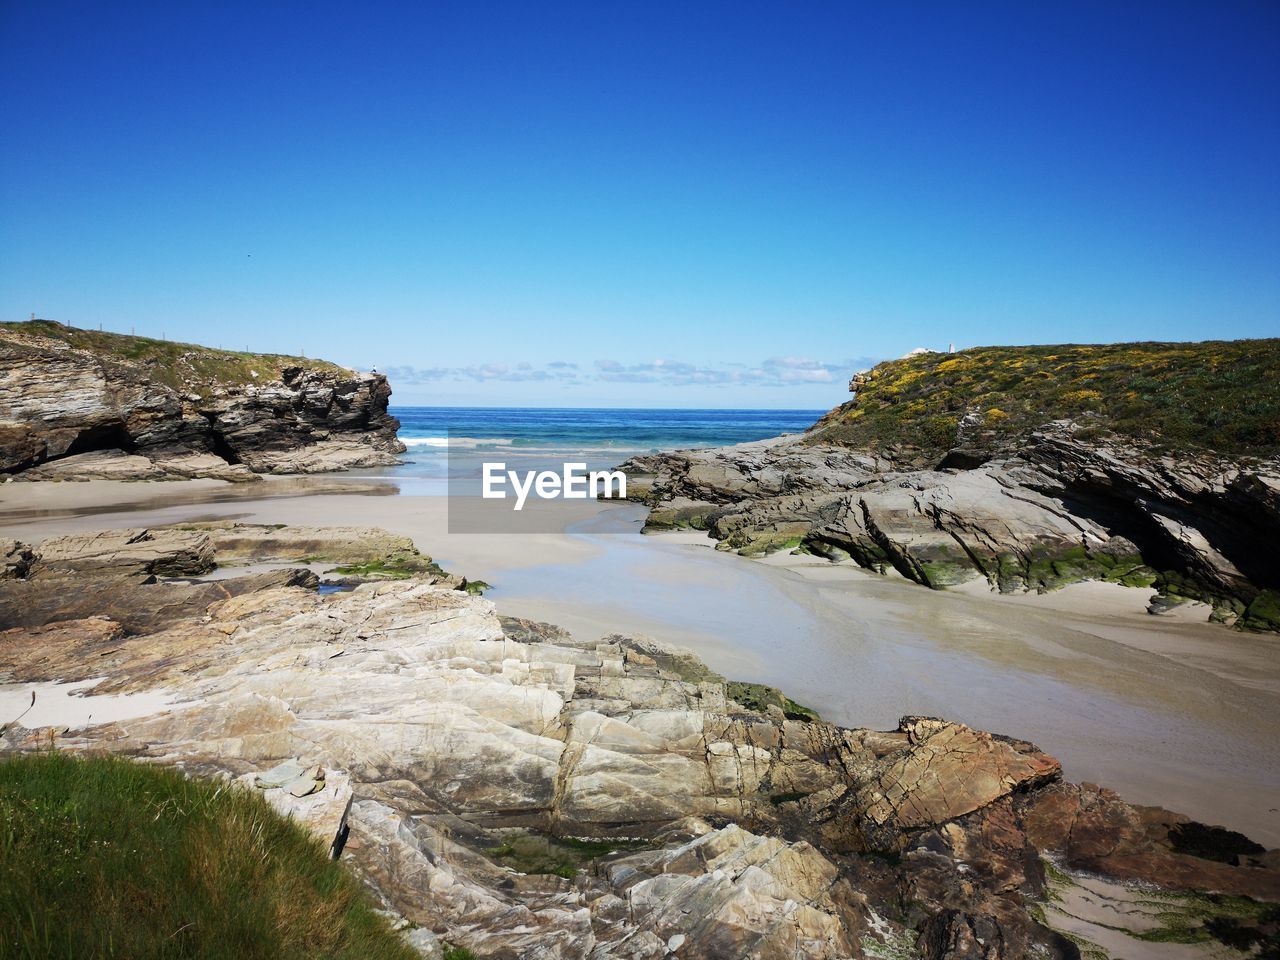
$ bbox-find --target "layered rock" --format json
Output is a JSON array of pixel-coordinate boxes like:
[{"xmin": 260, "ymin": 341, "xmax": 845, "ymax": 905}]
[
  {"xmin": 0, "ymin": 319, "xmax": 404, "ymax": 479},
  {"xmin": 1, "ymin": 523, "xmax": 1276, "ymax": 957},
  {"xmin": 624, "ymin": 341, "xmax": 1280, "ymax": 630},
  {"xmin": 0, "ymin": 522, "xmax": 466, "ymax": 636},
  {"xmin": 624, "ymin": 425, "xmax": 1280, "ymax": 631}
]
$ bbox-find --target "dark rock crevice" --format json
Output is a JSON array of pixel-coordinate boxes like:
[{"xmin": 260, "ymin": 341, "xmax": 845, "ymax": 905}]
[
  {"xmin": 197, "ymin": 412, "xmax": 243, "ymax": 465},
  {"xmin": 61, "ymin": 422, "xmax": 137, "ymax": 458}
]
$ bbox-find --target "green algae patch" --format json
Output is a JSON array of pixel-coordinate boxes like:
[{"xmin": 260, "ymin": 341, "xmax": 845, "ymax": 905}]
[
  {"xmin": 912, "ymin": 556, "xmax": 976, "ymax": 589},
  {"xmin": 977, "ymin": 547, "xmax": 1157, "ymax": 595},
  {"xmin": 1039, "ymin": 853, "xmax": 1280, "ymax": 958},
  {"xmin": 1130, "ymin": 891, "xmax": 1280, "ymax": 949},
  {"xmin": 644, "ymin": 508, "xmax": 714, "ymax": 532},
  {"xmin": 861, "ymin": 910, "xmax": 918, "ymax": 960},
  {"xmin": 484, "ymin": 830, "xmax": 651, "ymax": 879},
  {"xmin": 330, "ymin": 556, "xmax": 447, "ymax": 580},
  {"xmin": 725, "ymin": 681, "xmax": 820, "ymax": 721},
  {"xmin": 1242, "ymin": 590, "xmax": 1280, "ymax": 632},
  {"xmin": 724, "ymin": 531, "xmax": 809, "ymax": 557},
  {"xmin": 0, "ymin": 751, "xmax": 415, "ymax": 960}
]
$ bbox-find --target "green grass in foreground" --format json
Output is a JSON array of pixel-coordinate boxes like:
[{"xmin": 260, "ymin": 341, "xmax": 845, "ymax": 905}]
[{"xmin": 0, "ymin": 751, "xmax": 416, "ymax": 960}]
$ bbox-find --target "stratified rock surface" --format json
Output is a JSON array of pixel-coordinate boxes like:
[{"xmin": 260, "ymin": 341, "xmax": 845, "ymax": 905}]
[
  {"xmin": 624, "ymin": 401, "xmax": 1280, "ymax": 632},
  {"xmin": 0, "ymin": 319, "xmax": 404, "ymax": 479},
  {"xmin": 1, "ymin": 523, "xmax": 1276, "ymax": 958}
]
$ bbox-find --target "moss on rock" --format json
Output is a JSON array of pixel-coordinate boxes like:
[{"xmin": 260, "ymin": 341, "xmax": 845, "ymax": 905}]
[
  {"xmin": 1242, "ymin": 589, "xmax": 1280, "ymax": 632},
  {"xmin": 484, "ymin": 829, "xmax": 651, "ymax": 879},
  {"xmin": 724, "ymin": 681, "xmax": 820, "ymax": 721}
]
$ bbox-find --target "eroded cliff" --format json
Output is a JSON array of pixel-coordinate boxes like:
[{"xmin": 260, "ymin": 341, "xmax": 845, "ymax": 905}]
[{"xmin": 0, "ymin": 319, "xmax": 405, "ymax": 479}]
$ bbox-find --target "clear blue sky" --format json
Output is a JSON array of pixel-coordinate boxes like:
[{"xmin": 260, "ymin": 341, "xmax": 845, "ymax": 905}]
[{"xmin": 2, "ymin": 2, "xmax": 1277, "ymax": 407}]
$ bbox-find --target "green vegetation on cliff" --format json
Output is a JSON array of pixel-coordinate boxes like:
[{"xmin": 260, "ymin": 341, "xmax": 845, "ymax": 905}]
[
  {"xmin": 0, "ymin": 319, "xmax": 347, "ymax": 396},
  {"xmin": 809, "ymin": 340, "xmax": 1280, "ymax": 457},
  {"xmin": 0, "ymin": 752, "xmax": 415, "ymax": 960}
]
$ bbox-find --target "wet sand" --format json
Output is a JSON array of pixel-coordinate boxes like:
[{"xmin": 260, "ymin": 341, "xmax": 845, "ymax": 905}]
[{"xmin": 2, "ymin": 476, "xmax": 1278, "ymax": 846}]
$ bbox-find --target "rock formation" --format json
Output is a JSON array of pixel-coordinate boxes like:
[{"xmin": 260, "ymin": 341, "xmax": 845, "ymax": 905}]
[
  {"xmin": 0, "ymin": 319, "xmax": 404, "ymax": 480},
  {"xmin": 623, "ymin": 341, "xmax": 1280, "ymax": 631},
  {"xmin": 1, "ymin": 523, "xmax": 1276, "ymax": 957}
]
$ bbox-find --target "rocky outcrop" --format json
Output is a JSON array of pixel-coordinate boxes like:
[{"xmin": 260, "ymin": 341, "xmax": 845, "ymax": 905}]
[
  {"xmin": 1, "ymin": 523, "xmax": 1276, "ymax": 957},
  {"xmin": 14, "ymin": 449, "xmax": 259, "ymax": 482},
  {"xmin": 188, "ymin": 520, "xmax": 420, "ymax": 565},
  {"xmin": 624, "ymin": 340, "xmax": 1280, "ymax": 630},
  {"xmin": 0, "ymin": 320, "xmax": 404, "ymax": 479},
  {"xmin": 240, "ymin": 761, "xmax": 354, "ymax": 859},
  {"xmin": 0, "ymin": 523, "xmax": 459, "ymax": 635},
  {"xmin": 31, "ymin": 527, "xmax": 216, "ymax": 578},
  {"xmin": 624, "ymin": 425, "xmax": 1280, "ymax": 631}
]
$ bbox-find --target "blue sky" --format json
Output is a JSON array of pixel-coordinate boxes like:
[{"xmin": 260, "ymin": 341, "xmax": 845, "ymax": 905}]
[{"xmin": 2, "ymin": 2, "xmax": 1277, "ymax": 407}]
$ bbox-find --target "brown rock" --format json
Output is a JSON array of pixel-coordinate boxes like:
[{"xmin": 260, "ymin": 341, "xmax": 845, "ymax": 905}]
[
  {"xmin": 830, "ymin": 718, "xmax": 1061, "ymax": 852},
  {"xmin": 32, "ymin": 528, "xmax": 215, "ymax": 578},
  {"xmin": 0, "ymin": 568, "xmax": 318, "ymax": 637},
  {"xmin": 0, "ymin": 539, "xmax": 33, "ymax": 579},
  {"xmin": 3, "ymin": 522, "xmax": 1276, "ymax": 958},
  {"xmin": 1022, "ymin": 782, "xmax": 1280, "ymax": 899}
]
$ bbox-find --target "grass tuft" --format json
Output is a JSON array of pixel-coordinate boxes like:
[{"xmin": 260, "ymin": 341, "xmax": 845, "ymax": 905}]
[{"xmin": 0, "ymin": 751, "xmax": 416, "ymax": 960}]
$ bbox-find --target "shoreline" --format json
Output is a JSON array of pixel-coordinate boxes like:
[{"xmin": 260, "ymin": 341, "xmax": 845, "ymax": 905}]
[{"xmin": 2, "ymin": 474, "xmax": 1278, "ymax": 846}]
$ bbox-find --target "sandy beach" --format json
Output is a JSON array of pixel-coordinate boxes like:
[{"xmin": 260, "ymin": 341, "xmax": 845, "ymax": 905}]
[{"xmin": 3, "ymin": 474, "xmax": 1278, "ymax": 846}]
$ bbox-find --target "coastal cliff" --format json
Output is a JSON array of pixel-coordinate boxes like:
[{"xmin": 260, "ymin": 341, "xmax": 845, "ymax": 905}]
[
  {"xmin": 624, "ymin": 340, "xmax": 1280, "ymax": 631},
  {"xmin": 0, "ymin": 319, "xmax": 405, "ymax": 480}
]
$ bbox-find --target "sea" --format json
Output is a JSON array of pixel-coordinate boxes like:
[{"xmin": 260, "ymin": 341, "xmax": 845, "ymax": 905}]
[{"xmin": 387, "ymin": 407, "xmax": 824, "ymax": 483}]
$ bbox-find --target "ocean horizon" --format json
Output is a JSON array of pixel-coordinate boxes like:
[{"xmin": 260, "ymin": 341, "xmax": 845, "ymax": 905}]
[
  {"xmin": 387, "ymin": 405, "xmax": 825, "ymax": 486},
  {"xmin": 391, "ymin": 405, "xmax": 825, "ymax": 456}
]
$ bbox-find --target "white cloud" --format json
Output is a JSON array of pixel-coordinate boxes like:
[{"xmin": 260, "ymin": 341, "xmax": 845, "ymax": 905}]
[{"xmin": 385, "ymin": 354, "xmax": 878, "ymax": 390}]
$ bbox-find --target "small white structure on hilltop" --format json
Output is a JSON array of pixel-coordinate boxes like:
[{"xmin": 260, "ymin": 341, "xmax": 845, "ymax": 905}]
[{"xmin": 900, "ymin": 344, "xmax": 958, "ymax": 358}]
